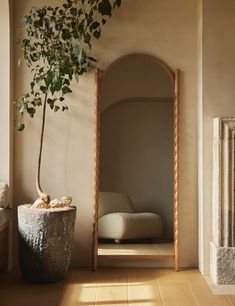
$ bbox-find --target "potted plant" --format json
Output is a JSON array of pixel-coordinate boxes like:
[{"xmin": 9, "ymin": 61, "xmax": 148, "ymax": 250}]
[{"xmin": 16, "ymin": 0, "xmax": 122, "ymax": 283}]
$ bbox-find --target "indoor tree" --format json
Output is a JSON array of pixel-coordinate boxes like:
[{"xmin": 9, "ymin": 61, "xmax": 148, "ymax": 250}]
[{"xmin": 15, "ymin": 0, "xmax": 122, "ymax": 207}]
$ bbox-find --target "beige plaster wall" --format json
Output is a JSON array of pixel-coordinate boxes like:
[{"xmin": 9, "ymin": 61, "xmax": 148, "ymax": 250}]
[
  {"xmin": 13, "ymin": 0, "xmax": 198, "ymax": 267},
  {"xmin": 100, "ymin": 56, "xmax": 173, "ymax": 112},
  {"xmin": 199, "ymin": 0, "xmax": 235, "ymax": 275},
  {"xmin": 1, "ymin": 0, "xmax": 14, "ymax": 270},
  {"xmin": 0, "ymin": 0, "xmax": 11, "ymax": 187}
]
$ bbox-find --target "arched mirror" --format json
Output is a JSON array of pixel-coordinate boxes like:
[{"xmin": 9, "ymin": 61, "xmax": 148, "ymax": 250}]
[{"xmin": 93, "ymin": 54, "xmax": 179, "ymax": 270}]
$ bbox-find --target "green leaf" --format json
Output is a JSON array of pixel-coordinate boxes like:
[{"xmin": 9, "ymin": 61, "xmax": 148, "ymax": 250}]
[
  {"xmin": 17, "ymin": 123, "xmax": 25, "ymax": 131},
  {"xmin": 63, "ymin": 78, "xmax": 70, "ymax": 86},
  {"xmin": 78, "ymin": 48, "xmax": 85, "ymax": 63},
  {"xmin": 55, "ymin": 23, "xmax": 62, "ymax": 31},
  {"xmin": 62, "ymin": 85, "xmax": 72, "ymax": 95},
  {"xmin": 84, "ymin": 33, "xmax": 91, "ymax": 44},
  {"xmin": 22, "ymin": 38, "xmax": 30, "ymax": 47},
  {"xmin": 90, "ymin": 21, "xmax": 100, "ymax": 31},
  {"xmin": 88, "ymin": 56, "xmax": 96, "ymax": 62},
  {"xmin": 52, "ymin": 74, "xmax": 62, "ymax": 91},
  {"xmin": 40, "ymin": 86, "xmax": 47, "ymax": 94},
  {"xmin": 34, "ymin": 20, "xmax": 41, "ymax": 28},
  {"xmin": 115, "ymin": 0, "xmax": 121, "ymax": 8},
  {"xmin": 62, "ymin": 105, "xmax": 69, "ymax": 111},
  {"xmin": 23, "ymin": 15, "xmax": 32, "ymax": 26},
  {"xmin": 44, "ymin": 74, "xmax": 51, "ymax": 88},
  {"xmin": 62, "ymin": 28, "xmax": 71, "ymax": 40},
  {"xmin": 93, "ymin": 30, "xmax": 101, "ymax": 39},
  {"xmin": 54, "ymin": 105, "xmax": 60, "ymax": 112},
  {"xmin": 70, "ymin": 7, "xmax": 78, "ymax": 16},
  {"xmin": 50, "ymin": 86, "xmax": 56, "ymax": 96},
  {"xmin": 98, "ymin": 0, "xmax": 112, "ymax": 16},
  {"xmin": 47, "ymin": 98, "xmax": 55, "ymax": 109},
  {"xmin": 27, "ymin": 107, "xmax": 36, "ymax": 118},
  {"xmin": 35, "ymin": 97, "xmax": 42, "ymax": 106},
  {"xmin": 30, "ymin": 53, "xmax": 38, "ymax": 62},
  {"xmin": 30, "ymin": 82, "xmax": 35, "ymax": 91}
]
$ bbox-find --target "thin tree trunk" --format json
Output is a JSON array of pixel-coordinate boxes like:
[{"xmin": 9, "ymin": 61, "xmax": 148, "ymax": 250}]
[{"xmin": 36, "ymin": 94, "xmax": 50, "ymax": 204}]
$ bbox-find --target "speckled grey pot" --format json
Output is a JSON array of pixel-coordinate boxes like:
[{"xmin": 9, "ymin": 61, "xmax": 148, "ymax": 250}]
[{"xmin": 18, "ymin": 204, "xmax": 76, "ymax": 283}]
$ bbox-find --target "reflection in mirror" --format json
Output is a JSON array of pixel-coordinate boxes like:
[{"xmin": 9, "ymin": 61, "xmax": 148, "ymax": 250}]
[{"xmin": 98, "ymin": 55, "xmax": 175, "ymax": 259}]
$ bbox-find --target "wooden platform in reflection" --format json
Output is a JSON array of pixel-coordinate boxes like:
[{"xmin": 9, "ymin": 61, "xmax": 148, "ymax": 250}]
[{"xmin": 98, "ymin": 243, "xmax": 174, "ymax": 258}]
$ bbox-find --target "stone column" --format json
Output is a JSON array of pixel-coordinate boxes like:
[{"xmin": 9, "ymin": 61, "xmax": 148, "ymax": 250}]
[{"xmin": 211, "ymin": 117, "xmax": 235, "ymax": 284}]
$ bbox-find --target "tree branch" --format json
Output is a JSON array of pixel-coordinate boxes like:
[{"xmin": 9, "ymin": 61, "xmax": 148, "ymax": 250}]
[{"xmin": 36, "ymin": 92, "xmax": 50, "ymax": 203}]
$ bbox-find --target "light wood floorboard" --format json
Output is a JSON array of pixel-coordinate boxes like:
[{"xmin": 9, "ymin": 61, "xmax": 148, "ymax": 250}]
[
  {"xmin": 60, "ymin": 270, "xmax": 98, "ymax": 306},
  {"xmin": 157, "ymin": 282, "xmax": 197, "ymax": 306},
  {"xmin": 128, "ymin": 269, "xmax": 162, "ymax": 306},
  {"xmin": 0, "ymin": 268, "xmax": 234, "ymax": 306},
  {"xmin": 184, "ymin": 269, "xmax": 232, "ymax": 306},
  {"xmin": 154, "ymin": 270, "xmax": 197, "ymax": 306},
  {"xmin": 226, "ymin": 295, "xmax": 235, "ymax": 306},
  {"xmin": 95, "ymin": 269, "xmax": 128, "ymax": 306}
]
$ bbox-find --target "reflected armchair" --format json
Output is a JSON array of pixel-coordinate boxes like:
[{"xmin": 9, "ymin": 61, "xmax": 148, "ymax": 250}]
[{"xmin": 98, "ymin": 192, "xmax": 163, "ymax": 243}]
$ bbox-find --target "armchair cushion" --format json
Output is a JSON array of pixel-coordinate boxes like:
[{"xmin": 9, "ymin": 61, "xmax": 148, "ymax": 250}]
[
  {"xmin": 98, "ymin": 212, "xmax": 162, "ymax": 240},
  {"xmin": 98, "ymin": 192, "xmax": 163, "ymax": 240},
  {"xmin": 98, "ymin": 192, "xmax": 134, "ymax": 218}
]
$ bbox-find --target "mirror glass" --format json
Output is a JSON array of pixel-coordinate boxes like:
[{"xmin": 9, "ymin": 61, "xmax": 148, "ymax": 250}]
[{"xmin": 98, "ymin": 55, "xmax": 174, "ymax": 258}]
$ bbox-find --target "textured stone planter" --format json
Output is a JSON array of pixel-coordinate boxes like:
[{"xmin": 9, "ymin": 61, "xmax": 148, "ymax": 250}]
[{"xmin": 18, "ymin": 204, "xmax": 76, "ymax": 283}]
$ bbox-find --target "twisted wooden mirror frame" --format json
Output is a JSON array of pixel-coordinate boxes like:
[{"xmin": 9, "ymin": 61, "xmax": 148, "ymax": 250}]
[{"xmin": 92, "ymin": 53, "xmax": 180, "ymax": 271}]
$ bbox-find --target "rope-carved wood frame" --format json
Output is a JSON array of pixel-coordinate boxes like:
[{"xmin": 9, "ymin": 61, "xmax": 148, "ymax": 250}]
[{"xmin": 92, "ymin": 53, "xmax": 180, "ymax": 271}]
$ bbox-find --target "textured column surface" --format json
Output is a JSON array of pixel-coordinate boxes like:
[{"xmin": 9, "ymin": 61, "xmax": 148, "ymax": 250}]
[
  {"xmin": 211, "ymin": 117, "xmax": 235, "ymax": 284},
  {"xmin": 18, "ymin": 205, "xmax": 76, "ymax": 283}
]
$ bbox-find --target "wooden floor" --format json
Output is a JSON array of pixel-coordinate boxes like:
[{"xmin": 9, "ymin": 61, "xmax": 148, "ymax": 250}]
[
  {"xmin": 98, "ymin": 243, "xmax": 174, "ymax": 256},
  {"xmin": 0, "ymin": 268, "xmax": 235, "ymax": 305}
]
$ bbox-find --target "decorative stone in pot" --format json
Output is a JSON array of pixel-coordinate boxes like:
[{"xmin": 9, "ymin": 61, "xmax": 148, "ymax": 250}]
[{"xmin": 18, "ymin": 204, "xmax": 76, "ymax": 283}]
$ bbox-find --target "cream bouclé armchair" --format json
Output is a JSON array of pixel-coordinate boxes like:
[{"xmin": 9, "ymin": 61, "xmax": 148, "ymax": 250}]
[{"xmin": 98, "ymin": 192, "xmax": 163, "ymax": 242}]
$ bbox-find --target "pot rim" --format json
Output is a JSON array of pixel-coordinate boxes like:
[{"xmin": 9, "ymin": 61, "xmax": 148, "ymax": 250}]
[{"xmin": 18, "ymin": 203, "xmax": 77, "ymax": 213}]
